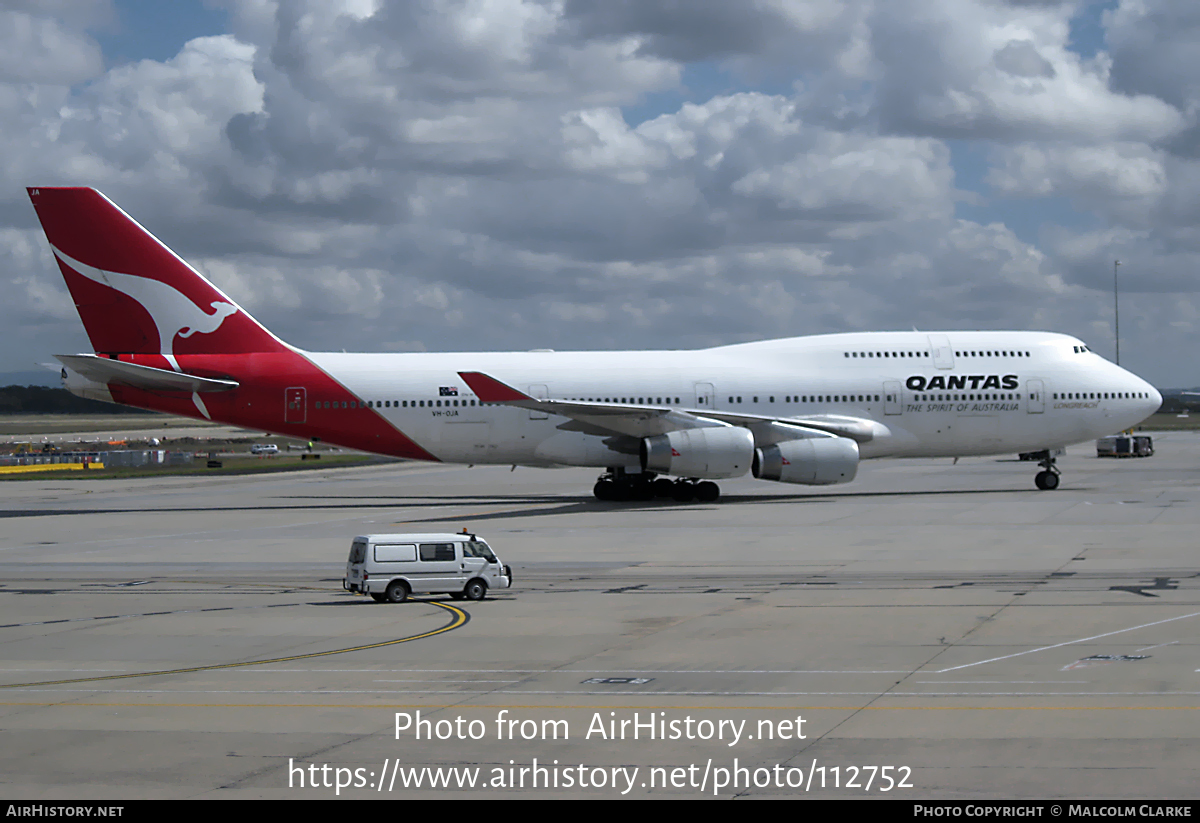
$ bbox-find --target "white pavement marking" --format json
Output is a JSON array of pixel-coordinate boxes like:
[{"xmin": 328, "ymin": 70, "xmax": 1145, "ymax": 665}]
[{"xmin": 935, "ymin": 611, "xmax": 1200, "ymax": 673}]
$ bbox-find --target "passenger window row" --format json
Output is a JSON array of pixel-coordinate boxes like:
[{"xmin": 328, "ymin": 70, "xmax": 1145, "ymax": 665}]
[
  {"xmin": 953, "ymin": 351, "xmax": 1030, "ymax": 357},
  {"xmin": 565, "ymin": 397, "xmax": 682, "ymax": 405},
  {"xmin": 1054, "ymin": 392, "xmax": 1149, "ymax": 400},
  {"xmin": 321, "ymin": 396, "xmax": 699, "ymax": 409},
  {"xmin": 845, "ymin": 351, "xmax": 927, "ymax": 358},
  {"xmin": 373, "ymin": 399, "xmax": 479, "ymax": 408},
  {"xmin": 842, "ymin": 350, "xmax": 1032, "ymax": 359},
  {"xmin": 727, "ymin": 395, "xmax": 881, "ymax": 404},
  {"xmin": 315, "ymin": 398, "xmax": 481, "ymax": 410},
  {"xmin": 314, "ymin": 388, "xmax": 1149, "ymax": 411}
]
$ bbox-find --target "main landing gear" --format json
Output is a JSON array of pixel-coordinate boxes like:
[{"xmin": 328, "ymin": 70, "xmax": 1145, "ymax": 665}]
[
  {"xmin": 1030, "ymin": 450, "xmax": 1061, "ymax": 491},
  {"xmin": 593, "ymin": 468, "xmax": 720, "ymax": 503}
]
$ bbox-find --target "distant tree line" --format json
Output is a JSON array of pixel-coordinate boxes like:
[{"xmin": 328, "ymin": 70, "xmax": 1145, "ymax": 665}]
[{"xmin": 0, "ymin": 385, "xmax": 156, "ymax": 415}]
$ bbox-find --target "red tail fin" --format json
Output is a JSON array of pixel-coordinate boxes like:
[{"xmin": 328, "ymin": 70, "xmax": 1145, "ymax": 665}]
[{"xmin": 28, "ymin": 187, "xmax": 287, "ymax": 357}]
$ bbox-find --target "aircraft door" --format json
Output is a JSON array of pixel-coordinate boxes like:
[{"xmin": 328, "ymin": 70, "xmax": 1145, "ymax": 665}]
[
  {"xmin": 1026, "ymin": 379, "xmax": 1045, "ymax": 414},
  {"xmin": 527, "ymin": 385, "xmax": 549, "ymax": 419},
  {"xmin": 694, "ymin": 382, "xmax": 715, "ymax": 410},
  {"xmin": 285, "ymin": 387, "xmax": 306, "ymax": 424},
  {"xmin": 883, "ymin": 381, "xmax": 902, "ymax": 415},
  {"xmin": 928, "ymin": 335, "xmax": 955, "ymax": 369}
]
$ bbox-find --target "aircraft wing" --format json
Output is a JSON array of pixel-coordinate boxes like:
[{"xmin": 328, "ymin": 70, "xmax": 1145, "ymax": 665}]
[
  {"xmin": 457, "ymin": 371, "xmax": 721, "ymax": 438},
  {"xmin": 695, "ymin": 410, "xmax": 886, "ymax": 443},
  {"xmin": 56, "ymin": 354, "xmax": 240, "ymax": 393},
  {"xmin": 457, "ymin": 371, "xmax": 887, "ymax": 444}
]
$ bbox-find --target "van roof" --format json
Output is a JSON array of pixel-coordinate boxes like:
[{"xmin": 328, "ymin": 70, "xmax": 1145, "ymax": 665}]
[{"xmin": 352, "ymin": 533, "xmax": 480, "ymax": 543}]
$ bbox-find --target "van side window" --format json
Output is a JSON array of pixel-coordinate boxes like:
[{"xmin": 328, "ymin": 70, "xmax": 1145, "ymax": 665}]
[
  {"xmin": 375, "ymin": 544, "xmax": 417, "ymax": 562},
  {"xmin": 464, "ymin": 541, "xmax": 497, "ymax": 562},
  {"xmin": 419, "ymin": 543, "xmax": 456, "ymax": 562}
]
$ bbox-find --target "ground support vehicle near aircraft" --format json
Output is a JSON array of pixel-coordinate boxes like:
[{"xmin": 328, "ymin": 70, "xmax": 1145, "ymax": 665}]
[
  {"xmin": 1096, "ymin": 435, "xmax": 1154, "ymax": 458},
  {"xmin": 28, "ymin": 187, "xmax": 1163, "ymax": 500},
  {"xmin": 344, "ymin": 532, "xmax": 512, "ymax": 602}
]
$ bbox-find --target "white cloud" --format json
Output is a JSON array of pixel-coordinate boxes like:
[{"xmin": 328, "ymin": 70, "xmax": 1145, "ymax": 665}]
[
  {"xmin": 0, "ymin": 228, "xmax": 76, "ymax": 322},
  {"xmin": 0, "ymin": 9, "xmax": 104, "ymax": 85},
  {"xmin": 730, "ymin": 130, "xmax": 954, "ymax": 222},
  {"xmin": 986, "ymin": 142, "xmax": 1168, "ymax": 229},
  {"xmin": 1106, "ymin": 0, "xmax": 1200, "ymax": 115},
  {"xmin": 871, "ymin": 0, "xmax": 1184, "ymax": 142},
  {"xmin": 3, "ymin": 0, "xmax": 1200, "ymax": 385}
]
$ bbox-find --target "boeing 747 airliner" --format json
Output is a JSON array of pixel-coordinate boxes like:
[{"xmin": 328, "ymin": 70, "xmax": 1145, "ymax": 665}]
[{"xmin": 28, "ymin": 187, "xmax": 1161, "ymax": 501}]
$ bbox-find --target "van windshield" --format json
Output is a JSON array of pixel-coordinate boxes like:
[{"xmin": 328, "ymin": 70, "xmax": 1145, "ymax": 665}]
[{"xmin": 463, "ymin": 541, "xmax": 497, "ymax": 562}]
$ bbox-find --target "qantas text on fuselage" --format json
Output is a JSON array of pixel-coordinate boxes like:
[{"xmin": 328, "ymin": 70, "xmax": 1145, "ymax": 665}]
[
  {"xmin": 27, "ymin": 186, "xmax": 1161, "ymax": 500},
  {"xmin": 906, "ymin": 375, "xmax": 1019, "ymax": 392}
]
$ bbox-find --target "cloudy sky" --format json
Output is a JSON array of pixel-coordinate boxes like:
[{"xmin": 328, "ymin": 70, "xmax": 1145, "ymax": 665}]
[{"xmin": 2, "ymin": 0, "xmax": 1197, "ymax": 386}]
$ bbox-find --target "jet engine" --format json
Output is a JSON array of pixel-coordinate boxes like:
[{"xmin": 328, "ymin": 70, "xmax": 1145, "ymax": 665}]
[
  {"xmin": 640, "ymin": 426, "xmax": 754, "ymax": 479},
  {"xmin": 752, "ymin": 436, "xmax": 859, "ymax": 485}
]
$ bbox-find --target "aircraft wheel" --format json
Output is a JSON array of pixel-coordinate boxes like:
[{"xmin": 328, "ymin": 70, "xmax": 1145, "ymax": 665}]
[
  {"xmin": 1035, "ymin": 471, "xmax": 1060, "ymax": 491},
  {"xmin": 696, "ymin": 481, "xmax": 720, "ymax": 503},
  {"xmin": 632, "ymin": 480, "xmax": 655, "ymax": 501},
  {"xmin": 653, "ymin": 478, "xmax": 675, "ymax": 498},
  {"xmin": 672, "ymin": 482, "xmax": 695, "ymax": 503},
  {"xmin": 385, "ymin": 580, "xmax": 410, "ymax": 603},
  {"xmin": 593, "ymin": 480, "xmax": 615, "ymax": 501}
]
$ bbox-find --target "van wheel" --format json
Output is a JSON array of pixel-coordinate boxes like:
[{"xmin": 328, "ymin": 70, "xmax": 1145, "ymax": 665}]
[
  {"xmin": 370, "ymin": 593, "xmax": 388, "ymax": 603},
  {"xmin": 464, "ymin": 579, "xmax": 487, "ymax": 601},
  {"xmin": 385, "ymin": 581, "xmax": 410, "ymax": 603}
]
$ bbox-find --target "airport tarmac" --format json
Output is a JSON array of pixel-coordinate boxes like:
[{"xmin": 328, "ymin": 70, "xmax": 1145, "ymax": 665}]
[{"xmin": 1, "ymin": 432, "xmax": 1198, "ymax": 799}]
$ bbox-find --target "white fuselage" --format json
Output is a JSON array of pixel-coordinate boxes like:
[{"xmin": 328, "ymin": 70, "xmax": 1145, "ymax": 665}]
[{"xmin": 305, "ymin": 331, "xmax": 1160, "ymax": 468}]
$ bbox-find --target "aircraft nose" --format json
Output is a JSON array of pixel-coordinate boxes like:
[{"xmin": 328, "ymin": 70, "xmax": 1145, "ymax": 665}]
[{"xmin": 1146, "ymin": 383, "xmax": 1163, "ymax": 414}]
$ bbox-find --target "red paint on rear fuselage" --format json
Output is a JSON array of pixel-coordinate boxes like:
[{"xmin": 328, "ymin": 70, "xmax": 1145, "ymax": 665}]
[{"xmin": 111, "ymin": 352, "xmax": 439, "ymax": 462}]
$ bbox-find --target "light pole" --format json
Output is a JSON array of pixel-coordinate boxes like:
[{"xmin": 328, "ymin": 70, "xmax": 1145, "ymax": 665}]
[{"xmin": 1113, "ymin": 259, "xmax": 1121, "ymax": 366}]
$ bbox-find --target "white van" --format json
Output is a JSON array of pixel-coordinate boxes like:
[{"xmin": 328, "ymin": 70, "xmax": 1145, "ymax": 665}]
[{"xmin": 343, "ymin": 533, "xmax": 512, "ymax": 603}]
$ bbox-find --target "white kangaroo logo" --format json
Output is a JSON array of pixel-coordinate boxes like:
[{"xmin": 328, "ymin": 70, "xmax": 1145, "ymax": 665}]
[{"xmin": 52, "ymin": 246, "xmax": 238, "ymax": 360}]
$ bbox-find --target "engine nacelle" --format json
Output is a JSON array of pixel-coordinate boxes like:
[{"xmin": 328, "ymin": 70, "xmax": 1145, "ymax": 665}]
[
  {"xmin": 753, "ymin": 436, "xmax": 859, "ymax": 485},
  {"xmin": 641, "ymin": 426, "xmax": 754, "ymax": 479}
]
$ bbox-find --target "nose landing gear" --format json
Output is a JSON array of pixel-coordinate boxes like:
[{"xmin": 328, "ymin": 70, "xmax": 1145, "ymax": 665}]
[{"xmin": 1031, "ymin": 450, "xmax": 1061, "ymax": 490}]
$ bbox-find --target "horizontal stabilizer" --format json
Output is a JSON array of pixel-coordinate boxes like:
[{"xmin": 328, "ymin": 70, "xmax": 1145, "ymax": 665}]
[{"xmin": 56, "ymin": 354, "xmax": 239, "ymax": 393}]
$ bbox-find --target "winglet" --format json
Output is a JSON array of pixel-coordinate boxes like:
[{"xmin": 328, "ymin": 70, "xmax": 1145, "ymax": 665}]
[{"xmin": 457, "ymin": 372, "xmax": 532, "ymax": 403}]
